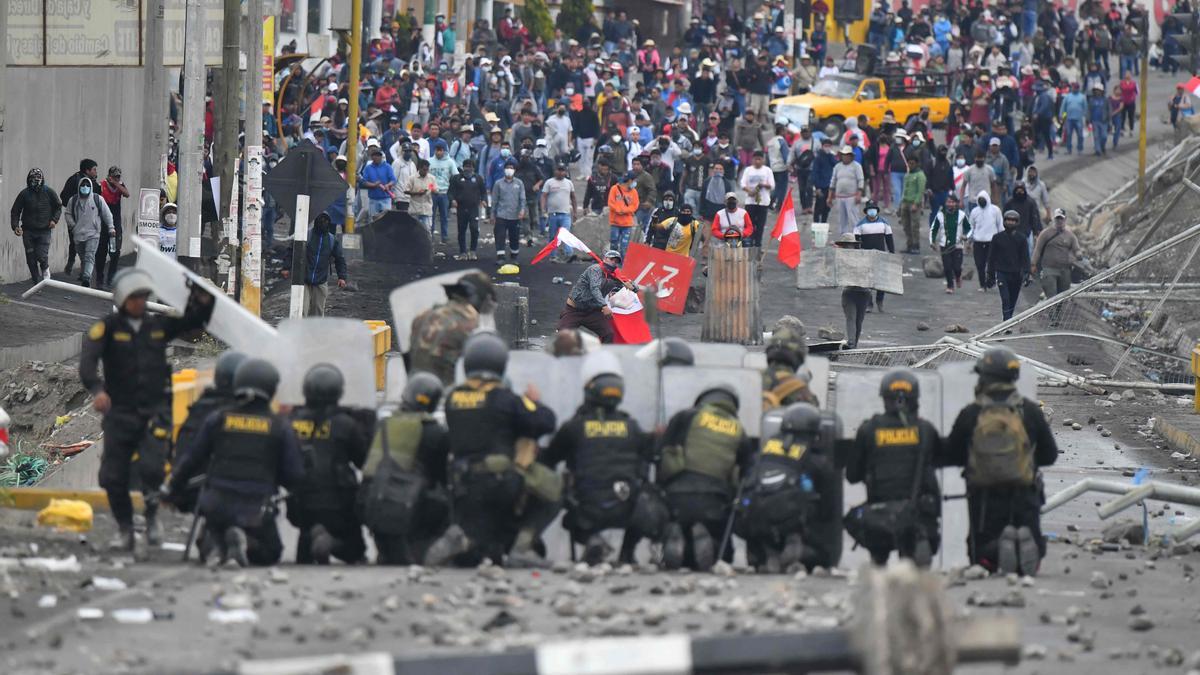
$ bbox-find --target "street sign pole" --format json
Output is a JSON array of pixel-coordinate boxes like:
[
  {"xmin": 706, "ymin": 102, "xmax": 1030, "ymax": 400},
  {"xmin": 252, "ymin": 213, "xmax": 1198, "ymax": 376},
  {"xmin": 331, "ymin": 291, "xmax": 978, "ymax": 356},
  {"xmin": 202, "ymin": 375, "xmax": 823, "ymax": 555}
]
[
  {"xmin": 343, "ymin": 0, "xmax": 363, "ymax": 236},
  {"xmin": 241, "ymin": 0, "xmax": 265, "ymax": 315},
  {"xmin": 290, "ymin": 194, "xmax": 310, "ymax": 318}
]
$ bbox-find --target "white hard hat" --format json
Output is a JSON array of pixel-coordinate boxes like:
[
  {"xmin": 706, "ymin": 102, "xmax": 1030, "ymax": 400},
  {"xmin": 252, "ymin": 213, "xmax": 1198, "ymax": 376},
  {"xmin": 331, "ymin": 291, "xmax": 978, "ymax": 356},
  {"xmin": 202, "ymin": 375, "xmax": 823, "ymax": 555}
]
[
  {"xmin": 112, "ymin": 268, "xmax": 155, "ymax": 306},
  {"xmin": 677, "ymin": 101, "xmax": 693, "ymax": 114}
]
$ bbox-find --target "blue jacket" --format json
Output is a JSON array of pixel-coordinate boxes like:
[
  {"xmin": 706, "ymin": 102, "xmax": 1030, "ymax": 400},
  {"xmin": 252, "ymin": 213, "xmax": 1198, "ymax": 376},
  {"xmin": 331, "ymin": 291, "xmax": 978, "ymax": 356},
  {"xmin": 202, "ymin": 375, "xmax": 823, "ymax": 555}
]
[
  {"xmin": 1031, "ymin": 90, "xmax": 1055, "ymax": 119},
  {"xmin": 359, "ymin": 162, "xmax": 395, "ymax": 200},
  {"xmin": 305, "ymin": 227, "xmax": 348, "ymax": 286},
  {"xmin": 812, "ymin": 150, "xmax": 838, "ymax": 189},
  {"xmin": 487, "ymin": 154, "xmax": 512, "ymax": 190},
  {"xmin": 1088, "ymin": 95, "xmax": 1110, "ymax": 123},
  {"xmin": 1061, "ymin": 92, "xmax": 1087, "ymax": 121}
]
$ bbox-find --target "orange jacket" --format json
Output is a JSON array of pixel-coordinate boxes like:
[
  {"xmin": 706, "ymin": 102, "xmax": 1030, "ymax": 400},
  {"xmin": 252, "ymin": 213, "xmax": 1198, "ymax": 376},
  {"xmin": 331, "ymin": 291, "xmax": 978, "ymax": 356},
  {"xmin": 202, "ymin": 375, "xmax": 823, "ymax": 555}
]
[{"xmin": 607, "ymin": 184, "xmax": 639, "ymax": 227}]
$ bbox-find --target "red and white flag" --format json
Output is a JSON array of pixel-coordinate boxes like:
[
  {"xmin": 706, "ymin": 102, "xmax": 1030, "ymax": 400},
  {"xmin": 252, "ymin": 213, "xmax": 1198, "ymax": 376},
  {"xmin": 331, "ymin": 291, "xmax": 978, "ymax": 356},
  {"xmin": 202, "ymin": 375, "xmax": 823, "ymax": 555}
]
[
  {"xmin": 770, "ymin": 191, "xmax": 802, "ymax": 269},
  {"xmin": 531, "ymin": 228, "xmax": 600, "ymax": 265},
  {"xmin": 1185, "ymin": 77, "xmax": 1200, "ymax": 98}
]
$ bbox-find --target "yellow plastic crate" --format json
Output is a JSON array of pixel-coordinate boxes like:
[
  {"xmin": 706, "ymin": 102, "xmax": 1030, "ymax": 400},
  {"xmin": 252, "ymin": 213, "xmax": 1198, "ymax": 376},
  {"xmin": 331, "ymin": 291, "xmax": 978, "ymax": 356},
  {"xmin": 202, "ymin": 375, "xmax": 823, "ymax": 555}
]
[{"xmin": 364, "ymin": 320, "xmax": 393, "ymax": 391}]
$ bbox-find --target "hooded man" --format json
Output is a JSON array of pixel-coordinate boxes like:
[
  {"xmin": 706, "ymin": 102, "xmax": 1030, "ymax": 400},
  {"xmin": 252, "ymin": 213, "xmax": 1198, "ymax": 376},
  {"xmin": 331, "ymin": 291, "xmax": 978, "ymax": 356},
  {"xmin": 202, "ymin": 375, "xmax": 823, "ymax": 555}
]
[
  {"xmin": 1002, "ymin": 181, "xmax": 1042, "ymax": 259},
  {"xmin": 303, "ymin": 213, "xmax": 349, "ymax": 317},
  {"xmin": 64, "ymin": 177, "xmax": 114, "ymax": 288},
  {"xmin": 967, "ymin": 190, "xmax": 1002, "ymax": 291},
  {"xmin": 987, "ymin": 209, "xmax": 1032, "ymax": 320},
  {"xmin": 10, "ymin": 167, "xmax": 62, "ymax": 284}
]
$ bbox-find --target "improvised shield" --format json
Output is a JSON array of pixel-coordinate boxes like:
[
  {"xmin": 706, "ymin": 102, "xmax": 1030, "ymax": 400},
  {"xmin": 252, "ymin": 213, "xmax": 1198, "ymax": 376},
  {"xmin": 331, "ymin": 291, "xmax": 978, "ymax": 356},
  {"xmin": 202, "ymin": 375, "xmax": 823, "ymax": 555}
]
[
  {"xmin": 797, "ymin": 247, "xmax": 905, "ymax": 295},
  {"xmin": 248, "ymin": 318, "xmax": 378, "ymax": 409},
  {"xmin": 133, "ymin": 237, "xmax": 277, "ymax": 354},
  {"xmin": 362, "ymin": 211, "xmax": 433, "ymax": 265},
  {"xmin": 389, "ymin": 268, "xmax": 493, "ymax": 353}
]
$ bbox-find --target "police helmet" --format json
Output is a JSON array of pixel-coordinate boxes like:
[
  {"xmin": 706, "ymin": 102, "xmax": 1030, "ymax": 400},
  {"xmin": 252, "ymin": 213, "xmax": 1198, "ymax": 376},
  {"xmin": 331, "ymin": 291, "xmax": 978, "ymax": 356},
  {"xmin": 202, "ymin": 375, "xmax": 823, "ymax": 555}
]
[
  {"xmin": 695, "ymin": 384, "xmax": 739, "ymax": 411},
  {"xmin": 302, "ymin": 363, "xmax": 345, "ymax": 407},
  {"xmin": 880, "ymin": 369, "xmax": 920, "ymax": 413},
  {"xmin": 780, "ymin": 402, "xmax": 822, "ymax": 438},
  {"xmin": 213, "ymin": 351, "xmax": 248, "ymax": 394},
  {"xmin": 112, "ymin": 268, "xmax": 155, "ymax": 307},
  {"xmin": 463, "ymin": 333, "xmax": 508, "ymax": 378},
  {"xmin": 975, "ymin": 346, "xmax": 1021, "ymax": 382},
  {"xmin": 233, "ymin": 358, "xmax": 280, "ymax": 401},
  {"xmin": 585, "ymin": 373, "xmax": 625, "ymax": 408},
  {"xmin": 766, "ymin": 322, "xmax": 808, "ymax": 369},
  {"xmin": 445, "ymin": 270, "xmax": 497, "ymax": 313},
  {"xmin": 402, "ymin": 371, "xmax": 444, "ymax": 412},
  {"xmin": 661, "ymin": 337, "xmax": 695, "ymax": 366}
]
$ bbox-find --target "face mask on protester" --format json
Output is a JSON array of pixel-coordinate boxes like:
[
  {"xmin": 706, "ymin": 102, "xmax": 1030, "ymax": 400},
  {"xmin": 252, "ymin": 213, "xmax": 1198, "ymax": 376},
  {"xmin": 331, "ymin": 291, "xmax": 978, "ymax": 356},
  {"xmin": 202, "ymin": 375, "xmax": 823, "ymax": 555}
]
[
  {"xmin": 955, "ymin": 157, "xmax": 966, "ymax": 168},
  {"xmin": 978, "ymin": 197, "xmax": 987, "ymax": 208},
  {"xmin": 866, "ymin": 207, "xmax": 879, "ymax": 218},
  {"xmin": 501, "ymin": 148, "xmax": 511, "ymax": 158},
  {"xmin": 79, "ymin": 185, "xmax": 91, "ymax": 196},
  {"xmin": 663, "ymin": 199, "xmax": 675, "ymax": 209},
  {"xmin": 164, "ymin": 213, "xmax": 178, "ymax": 226},
  {"xmin": 975, "ymin": 158, "xmax": 984, "ymax": 166},
  {"xmin": 565, "ymin": 87, "xmax": 575, "ymax": 95},
  {"xmin": 612, "ymin": 134, "xmax": 622, "ymax": 143},
  {"xmin": 603, "ymin": 260, "xmax": 618, "ymax": 272},
  {"xmin": 725, "ymin": 199, "xmax": 738, "ymax": 211},
  {"xmin": 504, "ymin": 167, "xmax": 516, "ymax": 177}
]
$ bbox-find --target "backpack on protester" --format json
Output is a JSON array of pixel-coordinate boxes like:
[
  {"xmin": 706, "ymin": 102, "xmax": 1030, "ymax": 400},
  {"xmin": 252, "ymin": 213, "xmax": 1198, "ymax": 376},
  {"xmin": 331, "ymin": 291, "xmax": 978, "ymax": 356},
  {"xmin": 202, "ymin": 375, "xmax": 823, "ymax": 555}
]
[{"xmin": 965, "ymin": 390, "xmax": 1035, "ymax": 488}]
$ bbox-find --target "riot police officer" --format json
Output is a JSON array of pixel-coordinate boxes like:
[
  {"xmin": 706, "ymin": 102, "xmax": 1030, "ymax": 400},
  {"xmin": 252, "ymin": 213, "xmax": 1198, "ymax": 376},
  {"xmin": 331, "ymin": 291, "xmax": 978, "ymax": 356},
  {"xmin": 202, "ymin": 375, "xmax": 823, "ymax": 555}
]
[
  {"xmin": 762, "ymin": 316, "xmax": 819, "ymax": 410},
  {"xmin": 360, "ymin": 372, "xmax": 453, "ymax": 565},
  {"xmin": 79, "ymin": 268, "xmax": 214, "ymax": 550},
  {"xmin": 656, "ymin": 385, "xmax": 755, "ymax": 571},
  {"xmin": 165, "ymin": 359, "xmax": 303, "ymax": 567},
  {"xmin": 410, "ymin": 271, "xmax": 497, "ymax": 385},
  {"xmin": 429, "ymin": 334, "xmax": 560, "ymax": 568},
  {"xmin": 943, "ymin": 348, "xmax": 1057, "ymax": 576},
  {"xmin": 543, "ymin": 360, "xmax": 667, "ymax": 565},
  {"xmin": 176, "ymin": 351, "xmax": 247, "ymax": 462},
  {"xmin": 845, "ymin": 370, "xmax": 942, "ymax": 567},
  {"xmin": 734, "ymin": 403, "xmax": 838, "ymax": 573},
  {"xmin": 287, "ymin": 364, "xmax": 372, "ymax": 565}
]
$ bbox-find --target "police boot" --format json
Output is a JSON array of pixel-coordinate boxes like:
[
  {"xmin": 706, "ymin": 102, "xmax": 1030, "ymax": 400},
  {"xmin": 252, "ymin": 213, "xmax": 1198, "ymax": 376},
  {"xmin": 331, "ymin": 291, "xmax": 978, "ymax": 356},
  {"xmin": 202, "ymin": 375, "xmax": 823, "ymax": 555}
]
[
  {"xmin": 662, "ymin": 523, "xmax": 685, "ymax": 571},
  {"xmin": 1016, "ymin": 526, "xmax": 1040, "ymax": 577},
  {"xmin": 779, "ymin": 533, "xmax": 806, "ymax": 572},
  {"xmin": 423, "ymin": 524, "xmax": 471, "ymax": 567},
  {"xmin": 582, "ymin": 534, "xmax": 612, "ymax": 566},
  {"xmin": 309, "ymin": 524, "xmax": 335, "ymax": 565},
  {"xmin": 912, "ymin": 538, "xmax": 933, "ymax": 569},
  {"xmin": 107, "ymin": 525, "xmax": 136, "ymax": 552},
  {"xmin": 997, "ymin": 525, "xmax": 1019, "ymax": 576},
  {"xmin": 505, "ymin": 529, "xmax": 549, "ymax": 569},
  {"xmin": 224, "ymin": 527, "xmax": 250, "ymax": 568},
  {"xmin": 690, "ymin": 523, "xmax": 715, "ymax": 572}
]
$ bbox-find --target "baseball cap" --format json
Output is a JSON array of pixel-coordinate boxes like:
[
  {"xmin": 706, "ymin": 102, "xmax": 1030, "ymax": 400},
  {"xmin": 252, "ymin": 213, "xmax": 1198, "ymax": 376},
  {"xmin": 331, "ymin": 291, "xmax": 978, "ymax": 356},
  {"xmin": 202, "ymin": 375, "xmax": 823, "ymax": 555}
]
[
  {"xmin": 989, "ymin": 137, "xmax": 1001, "ymax": 146},
  {"xmin": 724, "ymin": 191, "xmax": 738, "ymax": 200},
  {"xmin": 1053, "ymin": 208, "xmax": 1067, "ymax": 219}
]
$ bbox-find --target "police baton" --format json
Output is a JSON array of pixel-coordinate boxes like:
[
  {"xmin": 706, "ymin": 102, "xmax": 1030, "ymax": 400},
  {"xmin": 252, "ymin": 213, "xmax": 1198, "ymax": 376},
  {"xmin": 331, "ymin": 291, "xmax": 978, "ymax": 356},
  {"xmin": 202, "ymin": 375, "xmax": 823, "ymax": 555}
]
[{"xmin": 716, "ymin": 479, "xmax": 745, "ymax": 564}]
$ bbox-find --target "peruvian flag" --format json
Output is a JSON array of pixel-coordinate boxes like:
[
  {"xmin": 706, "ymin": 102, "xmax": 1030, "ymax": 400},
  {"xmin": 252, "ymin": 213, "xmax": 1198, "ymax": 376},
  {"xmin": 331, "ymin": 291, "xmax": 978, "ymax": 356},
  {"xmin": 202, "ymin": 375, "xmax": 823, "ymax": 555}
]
[
  {"xmin": 770, "ymin": 191, "xmax": 802, "ymax": 268},
  {"xmin": 531, "ymin": 228, "xmax": 600, "ymax": 265},
  {"xmin": 1186, "ymin": 77, "xmax": 1200, "ymax": 97}
]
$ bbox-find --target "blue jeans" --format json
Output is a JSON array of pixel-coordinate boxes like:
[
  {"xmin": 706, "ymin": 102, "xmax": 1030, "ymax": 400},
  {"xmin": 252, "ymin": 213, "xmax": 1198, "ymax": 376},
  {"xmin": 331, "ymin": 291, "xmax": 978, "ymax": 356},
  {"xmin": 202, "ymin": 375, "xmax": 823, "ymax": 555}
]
[
  {"xmin": 1120, "ymin": 54, "xmax": 1138, "ymax": 77},
  {"xmin": 890, "ymin": 172, "xmax": 906, "ymax": 208},
  {"xmin": 547, "ymin": 212, "xmax": 572, "ymax": 258},
  {"xmin": 1064, "ymin": 118, "xmax": 1084, "ymax": 153},
  {"xmin": 431, "ymin": 194, "xmax": 450, "ymax": 239},
  {"xmin": 610, "ymin": 225, "xmax": 632, "ymax": 258},
  {"xmin": 1092, "ymin": 124, "xmax": 1108, "ymax": 154},
  {"xmin": 996, "ymin": 270, "xmax": 1024, "ymax": 320},
  {"xmin": 368, "ymin": 197, "xmax": 392, "ymax": 219},
  {"xmin": 1111, "ymin": 117, "xmax": 1123, "ymax": 148}
]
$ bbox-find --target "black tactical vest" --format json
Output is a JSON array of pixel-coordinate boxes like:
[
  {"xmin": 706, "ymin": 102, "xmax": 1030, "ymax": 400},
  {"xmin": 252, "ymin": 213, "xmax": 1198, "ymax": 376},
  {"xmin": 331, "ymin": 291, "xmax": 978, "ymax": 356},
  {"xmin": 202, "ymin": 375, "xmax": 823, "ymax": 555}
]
[
  {"xmin": 207, "ymin": 405, "xmax": 280, "ymax": 485},
  {"xmin": 865, "ymin": 412, "xmax": 925, "ymax": 503},
  {"xmin": 572, "ymin": 408, "xmax": 643, "ymax": 493},
  {"xmin": 445, "ymin": 378, "xmax": 517, "ymax": 460}
]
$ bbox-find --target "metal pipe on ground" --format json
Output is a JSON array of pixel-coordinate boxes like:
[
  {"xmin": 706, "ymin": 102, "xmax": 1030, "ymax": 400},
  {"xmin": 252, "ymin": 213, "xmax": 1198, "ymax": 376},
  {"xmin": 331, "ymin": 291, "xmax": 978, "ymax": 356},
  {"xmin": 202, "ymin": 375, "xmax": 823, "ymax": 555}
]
[
  {"xmin": 1044, "ymin": 478, "xmax": 1200, "ymax": 541},
  {"xmin": 20, "ymin": 278, "xmax": 177, "ymax": 315}
]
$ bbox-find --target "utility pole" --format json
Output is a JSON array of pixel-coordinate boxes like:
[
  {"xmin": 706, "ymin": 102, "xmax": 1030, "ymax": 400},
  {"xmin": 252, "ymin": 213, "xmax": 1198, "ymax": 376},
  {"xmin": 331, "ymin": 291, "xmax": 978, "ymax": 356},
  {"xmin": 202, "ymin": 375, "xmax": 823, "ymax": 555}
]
[
  {"xmin": 141, "ymin": 0, "xmax": 166, "ymax": 207},
  {"xmin": 216, "ymin": 0, "xmax": 242, "ymax": 292},
  {"xmin": 785, "ymin": 0, "xmax": 796, "ymax": 60},
  {"xmin": 177, "ymin": 0, "xmax": 207, "ymax": 270},
  {"xmin": 342, "ymin": 0, "xmax": 363, "ymax": 235},
  {"xmin": 0, "ymin": 0, "xmax": 7, "ymax": 201},
  {"xmin": 241, "ymin": 0, "xmax": 265, "ymax": 315},
  {"xmin": 1137, "ymin": 14, "xmax": 1150, "ymax": 203}
]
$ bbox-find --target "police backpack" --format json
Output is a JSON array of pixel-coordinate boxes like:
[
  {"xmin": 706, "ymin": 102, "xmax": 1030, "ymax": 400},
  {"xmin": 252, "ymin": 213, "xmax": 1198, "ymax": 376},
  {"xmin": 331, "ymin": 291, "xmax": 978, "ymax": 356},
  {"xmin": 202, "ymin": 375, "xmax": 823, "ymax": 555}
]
[
  {"xmin": 966, "ymin": 391, "xmax": 1035, "ymax": 488},
  {"xmin": 357, "ymin": 416, "xmax": 427, "ymax": 536}
]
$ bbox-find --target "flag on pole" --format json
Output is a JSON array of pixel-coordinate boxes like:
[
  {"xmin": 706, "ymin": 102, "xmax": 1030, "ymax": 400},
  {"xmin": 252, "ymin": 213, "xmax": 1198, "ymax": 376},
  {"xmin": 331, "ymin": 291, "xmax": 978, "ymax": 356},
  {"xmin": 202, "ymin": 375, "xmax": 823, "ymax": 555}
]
[
  {"xmin": 1185, "ymin": 76, "xmax": 1200, "ymax": 98},
  {"xmin": 770, "ymin": 190, "xmax": 802, "ymax": 268},
  {"xmin": 608, "ymin": 288, "xmax": 653, "ymax": 344},
  {"xmin": 531, "ymin": 228, "xmax": 600, "ymax": 265}
]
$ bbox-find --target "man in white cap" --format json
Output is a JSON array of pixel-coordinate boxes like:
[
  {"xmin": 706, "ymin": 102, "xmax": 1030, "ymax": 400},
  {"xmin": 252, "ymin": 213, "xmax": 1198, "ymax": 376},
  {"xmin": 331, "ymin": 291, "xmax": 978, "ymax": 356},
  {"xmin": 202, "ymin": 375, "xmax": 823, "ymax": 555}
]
[
  {"xmin": 1031, "ymin": 207, "xmax": 1081, "ymax": 302},
  {"xmin": 828, "ymin": 146, "xmax": 865, "ymax": 237}
]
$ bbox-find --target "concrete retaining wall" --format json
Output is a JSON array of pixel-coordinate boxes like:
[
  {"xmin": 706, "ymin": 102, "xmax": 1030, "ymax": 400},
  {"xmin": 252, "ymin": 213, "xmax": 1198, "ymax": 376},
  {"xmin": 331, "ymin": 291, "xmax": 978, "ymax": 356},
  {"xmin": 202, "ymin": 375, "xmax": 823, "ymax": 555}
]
[{"xmin": 0, "ymin": 67, "xmax": 148, "ymax": 283}]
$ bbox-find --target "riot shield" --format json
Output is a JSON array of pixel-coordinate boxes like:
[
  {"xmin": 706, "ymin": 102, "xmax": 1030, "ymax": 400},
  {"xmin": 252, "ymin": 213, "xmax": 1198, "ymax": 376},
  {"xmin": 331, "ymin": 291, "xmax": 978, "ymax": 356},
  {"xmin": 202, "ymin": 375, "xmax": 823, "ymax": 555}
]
[
  {"xmin": 800, "ymin": 356, "xmax": 831, "ymax": 407},
  {"xmin": 248, "ymin": 318, "xmax": 378, "ymax": 409},
  {"xmin": 834, "ymin": 370, "xmax": 946, "ymax": 440},
  {"xmin": 662, "ymin": 366, "xmax": 764, "ymax": 437},
  {"xmin": 602, "ymin": 344, "xmax": 663, "ymax": 432},
  {"xmin": 503, "ymin": 352, "xmax": 584, "ymax": 428},
  {"xmin": 383, "ymin": 354, "xmax": 408, "ymax": 404},
  {"xmin": 133, "ymin": 237, "xmax": 277, "ymax": 353},
  {"xmin": 388, "ymin": 268, "xmax": 492, "ymax": 353}
]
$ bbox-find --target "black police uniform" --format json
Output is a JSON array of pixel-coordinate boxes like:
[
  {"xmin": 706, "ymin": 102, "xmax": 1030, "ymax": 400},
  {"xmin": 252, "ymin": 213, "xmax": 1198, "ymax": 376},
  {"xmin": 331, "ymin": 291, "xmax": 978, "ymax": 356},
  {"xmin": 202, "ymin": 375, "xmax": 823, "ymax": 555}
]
[
  {"xmin": 79, "ymin": 291, "xmax": 213, "ymax": 531},
  {"xmin": 444, "ymin": 375, "xmax": 558, "ymax": 563},
  {"xmin": 734, "ymin": 431, "xmax": 838, "ymax": 571},
  {"xmin": 287, "ymin": 406, "xmax": 372, "ymax": 564},
  {"xmin": 543, "ymin": 403, "xmax": 665, "ymax": 562},
  {"xmin": 657, "ymin": 402, "xmax": 756, "ymax": 566},
  {"xmin": 845, "ymin": 411, "xmax": 943, "ymax": 565},
  {"xmin": 359, "ymin": 411, "xmax": 451, "ymax": 565},
  {"xmin": 168, "ymin": 398, "xmax": 304, "ymax": 566},
  {"xmin": 942, "ymin": 384, "xmax": 1058, "ymax": 569},
  {"xmin": 171, "ymin": 386, "xmax": 236, "ymax": 513}
]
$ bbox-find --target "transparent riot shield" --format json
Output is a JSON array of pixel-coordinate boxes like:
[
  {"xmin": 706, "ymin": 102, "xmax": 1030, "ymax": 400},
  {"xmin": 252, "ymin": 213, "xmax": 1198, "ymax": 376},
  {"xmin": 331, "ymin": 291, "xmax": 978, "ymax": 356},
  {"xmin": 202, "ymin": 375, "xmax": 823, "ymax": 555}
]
[
  {"xmin": 503, "ymin": 352, "xmax": 584, "ymax": 427},
  {"xmin": 388, "ymin": 268, "xmax": 491, "ymax": 353},
  {"xmin": 248, "ymin": 318, "xmax": 378, "ymax": 409},
  {"xmin": 134, "ymin": 238, "xmax": 277, "ymax": 353},
  {"xmin": 801, "ymin": 355, "xmax": 832, "ymax": 408},
  {"xmin": 834, "ymin": 370, "xmax": 946, "ymax": 440},
  {"xmin": 662, "ymin": 366, "xmax": 764, "ymax": 437}
]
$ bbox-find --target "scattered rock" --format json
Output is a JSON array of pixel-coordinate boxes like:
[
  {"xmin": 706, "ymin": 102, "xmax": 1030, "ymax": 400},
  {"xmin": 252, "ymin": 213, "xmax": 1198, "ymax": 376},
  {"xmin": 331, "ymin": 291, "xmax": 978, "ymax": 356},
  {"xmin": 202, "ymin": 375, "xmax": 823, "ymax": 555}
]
[
  {"xmin": 712, "ymin": 561, "xmax": 735, "ymax": 577},
  {"xmin": 1129, "ymin": 616, "xmax": 1155, "ymax": 632},
  {"xmin": 267, "ymin": 568, "xmax": 289, "ymax": 584},
  {"xmin": 961, "ymin": 565, "xmax": 989, "ymax": 581},
  {"xmin": 1121, "ymin": 389, "xmax": 1137, "ymax": 401},
  {"xmin": 1101, "ymin": 429, "xmax": 1113, "ymax": 437},
  {"xmin": 944, "ymin": 324, "xmax": 969, "ymax": 333},
  {"xmin": 1089, "ymin": 571, "xmax": 1110, "ymax": 589},
  {"xmin": 922, "ymin": 256, "xmax": 944, "ymax": 278},
  {"xmin": 916, "ymin": 321, "xmax": 931, "ymax": 331},
  {"xmin": 817, "ymin": 327, "xmax": 845, "ymax": 341},
  {"xmin": 1102, "ymin": 520, "xmax": 1145, "ymax": 545},
  {"xmin": 1071, "ymin": 423, "xmax": 1083, "ymax": 431},
  {"xmin": 1062, "ymin": 419, "xmax": 1076, "ymax": 427}
]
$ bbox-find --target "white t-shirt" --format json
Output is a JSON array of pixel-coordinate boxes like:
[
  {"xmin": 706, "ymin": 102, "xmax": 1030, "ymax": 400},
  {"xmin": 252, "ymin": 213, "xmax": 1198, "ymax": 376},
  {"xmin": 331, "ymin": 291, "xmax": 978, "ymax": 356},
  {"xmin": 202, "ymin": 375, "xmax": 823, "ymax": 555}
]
[
  {"xmin": 541, "ymin": 177, "xmax": 575, "ymax": 213},
  {"xmin": 159, "ymin": 226, "xmax": 177, "ymax": 259},
  {"xmin": 739, "ymin": 165, "xmax": 776, "ymax": 206},
  {"xmin": 546, "ymin": 113, "xmax": 573, "ymax": 140}
]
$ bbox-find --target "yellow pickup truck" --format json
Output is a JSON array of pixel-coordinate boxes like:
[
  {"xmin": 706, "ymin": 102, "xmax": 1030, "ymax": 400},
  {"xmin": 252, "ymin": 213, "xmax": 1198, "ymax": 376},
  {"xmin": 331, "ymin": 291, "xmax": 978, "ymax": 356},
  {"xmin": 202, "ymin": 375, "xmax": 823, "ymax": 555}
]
[{"xmin": 771, "ymin": 73, "xmax": 951, "ymax": 138}]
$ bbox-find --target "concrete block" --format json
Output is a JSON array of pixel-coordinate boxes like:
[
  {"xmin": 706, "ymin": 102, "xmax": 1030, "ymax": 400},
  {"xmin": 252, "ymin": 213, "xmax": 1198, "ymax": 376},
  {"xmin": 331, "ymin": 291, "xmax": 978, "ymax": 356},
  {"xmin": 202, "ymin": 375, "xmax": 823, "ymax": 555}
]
[{"xmin": 494, "ymin": 283, "xmax": 530, "ymax": 349}]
